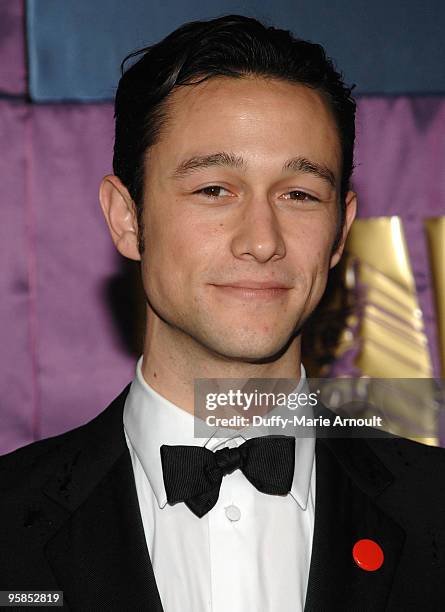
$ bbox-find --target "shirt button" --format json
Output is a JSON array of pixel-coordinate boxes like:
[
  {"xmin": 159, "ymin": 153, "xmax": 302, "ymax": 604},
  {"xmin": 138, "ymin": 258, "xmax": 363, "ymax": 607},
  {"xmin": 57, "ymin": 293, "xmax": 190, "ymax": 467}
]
[{"xmin": 225, "ymin": 504, "xmax": 241, "ymax": 522}]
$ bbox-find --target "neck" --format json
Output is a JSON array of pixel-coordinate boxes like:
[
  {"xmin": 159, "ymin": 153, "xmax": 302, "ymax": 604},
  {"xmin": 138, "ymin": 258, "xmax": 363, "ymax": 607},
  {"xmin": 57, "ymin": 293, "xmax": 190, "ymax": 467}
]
[{"xmin": 140, "ymin": 310, "xmax": 302, "ymax": 415}]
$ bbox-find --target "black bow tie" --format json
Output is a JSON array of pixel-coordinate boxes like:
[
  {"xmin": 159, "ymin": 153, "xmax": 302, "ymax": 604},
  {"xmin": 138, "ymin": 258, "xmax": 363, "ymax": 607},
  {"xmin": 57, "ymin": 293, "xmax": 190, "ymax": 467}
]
[{"xmin": 160, "ymin": 435, "xmax": 296, "ymax": 518}]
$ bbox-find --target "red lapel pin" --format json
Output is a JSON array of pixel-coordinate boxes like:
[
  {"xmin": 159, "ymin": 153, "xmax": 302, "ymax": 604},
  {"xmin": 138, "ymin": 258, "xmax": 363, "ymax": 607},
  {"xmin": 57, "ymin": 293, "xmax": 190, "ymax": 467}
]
[{"xmin": 352, "ymin": 538, "xmax": 384, "ymax": 571}]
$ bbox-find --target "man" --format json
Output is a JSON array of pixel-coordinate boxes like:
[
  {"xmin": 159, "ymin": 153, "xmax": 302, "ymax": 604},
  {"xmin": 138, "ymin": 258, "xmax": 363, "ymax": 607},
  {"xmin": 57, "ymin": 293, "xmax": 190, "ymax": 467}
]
[{"xmin": 1, "ymin": 14, "xmax": 445, "ymax": 611}]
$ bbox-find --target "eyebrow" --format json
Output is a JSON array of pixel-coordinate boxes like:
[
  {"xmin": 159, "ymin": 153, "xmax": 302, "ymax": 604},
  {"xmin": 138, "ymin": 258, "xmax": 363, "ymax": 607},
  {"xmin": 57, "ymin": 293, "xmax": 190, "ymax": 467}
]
[{"xmin": 170, "ymin": 152, "xmax": 336, "ymax": 188}]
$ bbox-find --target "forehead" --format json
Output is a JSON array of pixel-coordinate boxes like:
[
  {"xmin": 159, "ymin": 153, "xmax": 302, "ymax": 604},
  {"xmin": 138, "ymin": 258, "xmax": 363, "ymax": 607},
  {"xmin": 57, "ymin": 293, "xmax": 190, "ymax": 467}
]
[{"xmin": 151, "ymin": 76, "xmax": 341, "ymax": 174}]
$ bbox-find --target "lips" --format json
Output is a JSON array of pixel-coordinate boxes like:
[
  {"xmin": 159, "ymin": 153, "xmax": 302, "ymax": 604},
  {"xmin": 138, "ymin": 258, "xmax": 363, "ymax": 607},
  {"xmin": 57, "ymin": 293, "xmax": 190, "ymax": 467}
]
[
  {"xmin": 211, "ymin": 281, "xmax": 291, "ymax": 300},
  {"xmin": 213, "ymin": 280, "xmax": 292, "ymax": 289}
]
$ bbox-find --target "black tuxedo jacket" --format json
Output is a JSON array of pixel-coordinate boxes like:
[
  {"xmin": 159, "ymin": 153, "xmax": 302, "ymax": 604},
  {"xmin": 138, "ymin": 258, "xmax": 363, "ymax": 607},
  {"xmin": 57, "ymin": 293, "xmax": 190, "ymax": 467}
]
[{"xmin": 1, "ymin": 385, "xmax": 445, "ymax": 611}]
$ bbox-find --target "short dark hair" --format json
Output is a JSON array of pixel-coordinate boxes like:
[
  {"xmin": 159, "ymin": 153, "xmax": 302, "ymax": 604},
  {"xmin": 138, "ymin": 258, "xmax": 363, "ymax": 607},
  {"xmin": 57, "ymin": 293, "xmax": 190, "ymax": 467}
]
[{"xmin": 113, "ymin": 14, "xmax": 356, "ymax": 254}]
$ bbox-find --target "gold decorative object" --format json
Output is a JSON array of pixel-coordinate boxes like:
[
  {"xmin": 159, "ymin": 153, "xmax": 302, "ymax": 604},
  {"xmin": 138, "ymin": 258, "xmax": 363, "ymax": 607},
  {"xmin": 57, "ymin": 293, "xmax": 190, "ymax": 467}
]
[
  {"xmin": 345, "ymin": 217, "xmax": 432, "ymax": 378},
  {"xmin": 425, "ymin": 218, "xmax": 445, "ymax": 378},
  {"xmin": 303, "ymin": 216, "xmax": 444, "ymax": 446}
]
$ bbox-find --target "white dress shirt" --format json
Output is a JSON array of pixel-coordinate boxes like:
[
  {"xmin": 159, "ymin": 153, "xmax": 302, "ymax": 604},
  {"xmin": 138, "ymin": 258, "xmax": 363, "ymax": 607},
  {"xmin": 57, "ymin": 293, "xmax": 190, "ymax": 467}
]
[{"xmin": 123, "ymin": 357, "xmax": 316, "ymax": 612}]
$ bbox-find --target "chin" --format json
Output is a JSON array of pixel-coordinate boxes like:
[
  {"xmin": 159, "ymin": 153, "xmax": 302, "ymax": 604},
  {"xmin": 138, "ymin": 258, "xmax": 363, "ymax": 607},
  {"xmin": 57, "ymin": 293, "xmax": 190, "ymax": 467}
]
[{"xmin": 203, "ymin": 333, "xmax": 295, "ymax": 364}]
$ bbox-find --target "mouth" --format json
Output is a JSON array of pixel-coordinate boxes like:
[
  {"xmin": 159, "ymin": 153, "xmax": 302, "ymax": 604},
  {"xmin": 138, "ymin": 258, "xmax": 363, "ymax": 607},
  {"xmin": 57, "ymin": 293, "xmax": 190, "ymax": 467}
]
[{"xmin": 211, "ymin": 282, "xmax": 291, "ymax": 300}]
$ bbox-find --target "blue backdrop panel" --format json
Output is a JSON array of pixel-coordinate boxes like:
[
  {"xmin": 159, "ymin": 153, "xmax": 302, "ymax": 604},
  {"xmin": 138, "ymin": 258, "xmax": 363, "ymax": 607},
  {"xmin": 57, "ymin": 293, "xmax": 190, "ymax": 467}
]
[{"xmin": 27, "ymin": 0, "xmax": 445, "ymax": 101}]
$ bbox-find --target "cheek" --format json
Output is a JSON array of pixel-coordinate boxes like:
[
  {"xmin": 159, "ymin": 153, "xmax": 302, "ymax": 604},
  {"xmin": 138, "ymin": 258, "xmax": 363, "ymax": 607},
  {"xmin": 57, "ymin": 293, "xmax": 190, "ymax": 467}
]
[
  {"xmin": 168, "ymin": 218, "xmax": 217, "ymax": 266},
  {"xmin": 294, "ymin": 220, "xmax": 335, "ymax": 267},
  {"xmin": 288, "ymin": 219, "xmax": 336, "ymax": 301},
  {"xmin": 144, "ymin": 214, "xmax": 218, "ymax": 296}
]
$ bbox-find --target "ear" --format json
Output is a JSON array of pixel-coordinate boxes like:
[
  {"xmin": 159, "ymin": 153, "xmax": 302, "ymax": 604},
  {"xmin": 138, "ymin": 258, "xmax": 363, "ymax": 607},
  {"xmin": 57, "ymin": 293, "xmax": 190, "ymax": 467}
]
[
  {"xmin": 329, "ymin": 190, "xmax": 357, "ymax": 269},
  {"xmin": 99, "ymin": 174, "xmax": 141, "ymax": 261}
]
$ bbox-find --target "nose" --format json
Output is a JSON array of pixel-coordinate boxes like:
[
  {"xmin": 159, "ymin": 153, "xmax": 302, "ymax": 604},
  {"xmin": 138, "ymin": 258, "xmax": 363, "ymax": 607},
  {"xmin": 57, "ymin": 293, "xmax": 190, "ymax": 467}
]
[{"xmin": 230, "ymin": 196, "xmax": 286, "ymax": 263}]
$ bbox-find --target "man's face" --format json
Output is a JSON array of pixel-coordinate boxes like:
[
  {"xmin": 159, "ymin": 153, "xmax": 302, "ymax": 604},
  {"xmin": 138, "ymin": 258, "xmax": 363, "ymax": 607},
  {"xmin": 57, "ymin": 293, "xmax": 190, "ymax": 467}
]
[{"xmin": 140, "ymin": 76, "xmax": 353, "ymax": 361}]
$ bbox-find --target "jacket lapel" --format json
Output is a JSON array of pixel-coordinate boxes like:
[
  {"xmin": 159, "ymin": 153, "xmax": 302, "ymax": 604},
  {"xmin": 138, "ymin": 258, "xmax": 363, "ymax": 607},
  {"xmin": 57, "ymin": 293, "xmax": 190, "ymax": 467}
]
[
  {"xmin": 42, "ymin": 386, "xmax": 164, "ymax": 611},
  {"xmin": 304, "ymin": 436, "xmax": 406, "ymax": 611}
]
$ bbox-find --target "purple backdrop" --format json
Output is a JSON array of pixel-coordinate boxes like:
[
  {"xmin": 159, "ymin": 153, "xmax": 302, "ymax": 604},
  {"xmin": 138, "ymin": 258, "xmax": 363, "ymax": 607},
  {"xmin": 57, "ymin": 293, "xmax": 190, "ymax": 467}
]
[
  {"xmin": 0, "ymin": 0, "xmax": 25, "ymax": 95},
  {"xmin": 1, "ymin": 1, "xmax": 444, "ymax": 454}
]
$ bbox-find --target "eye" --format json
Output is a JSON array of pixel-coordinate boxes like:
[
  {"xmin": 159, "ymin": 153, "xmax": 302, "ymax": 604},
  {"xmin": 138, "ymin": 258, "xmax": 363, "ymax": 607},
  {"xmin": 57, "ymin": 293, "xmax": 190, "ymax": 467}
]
[
  {"xmin": 195, "ymin": 185, "xmax": 232, "ymax": 198},
  {"xmin": 281, "ymin": 190, "xmax": 320, "ymax": 203}
]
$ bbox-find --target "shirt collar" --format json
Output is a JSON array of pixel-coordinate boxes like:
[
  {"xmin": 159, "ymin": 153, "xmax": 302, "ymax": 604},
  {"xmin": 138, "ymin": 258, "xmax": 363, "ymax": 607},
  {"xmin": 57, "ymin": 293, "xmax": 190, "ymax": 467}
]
[{"xmin": 123, "ymin": 356, "xmax": 315, "ymax": 511}]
